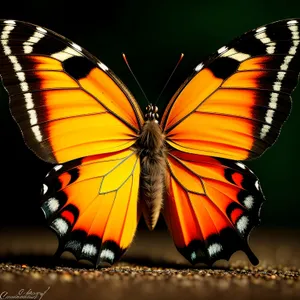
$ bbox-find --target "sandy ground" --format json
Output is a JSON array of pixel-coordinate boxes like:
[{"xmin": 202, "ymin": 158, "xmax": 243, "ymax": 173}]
[{"xmin": 0, "ymin": 226, "xmax": 299, "ymax": 300}]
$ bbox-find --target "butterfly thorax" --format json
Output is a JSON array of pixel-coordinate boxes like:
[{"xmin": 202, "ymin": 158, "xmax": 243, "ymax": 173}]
[{"xmin": 136, "ymin": 105, "xmax": 166, "ymax": 230}]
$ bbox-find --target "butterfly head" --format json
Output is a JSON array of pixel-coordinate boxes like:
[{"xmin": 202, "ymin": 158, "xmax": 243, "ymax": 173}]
[{"xmin": 145, "ymin": 104, "xmax": 159, "ymax": 123}]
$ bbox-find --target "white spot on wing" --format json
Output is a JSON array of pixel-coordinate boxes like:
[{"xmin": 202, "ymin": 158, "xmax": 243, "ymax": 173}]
[
  {"xmin": 51, "ymin": 46, "xmax": 82, "ymax": 61},
  {"xmin": 255, "ymin": 180, "xmax": 260, "ymax": 190},
  {"xmin": 16, "ymin": 71, "xmax": 25, "ymax": 82},
  {"xmin": 244, "ymin": 195, "xmax": 254, "ymax": 209},
  {"xmin": 236, "ymin": 162, "xmax": 246, "ymax": 169},
  {"xmin": 46, "ymin": 197, "xmax": 60, "ymax": 212},
  {"xmin": 4, "ymin": 20, "xmax": 16, "ymax": 25},
  {"xmin": 24, "ymin": 93, "xmax": 34, "ymax": 110},
  {"xmin": 71, "ymin": 42, "xmax": 82, "ymax": 52},
  {"xmin": 208, "ymin": 243, "xmax": 223, "ymax": 257},
  {"xmin": 194, "ymin": 63, "xmax": 204, "ymax": 72},
  {"xmin": 8, "ymin": 56, "xmax": 21, "ymax": 71},
  {"xmin": 273, "ymin": 81, "xmax": 281, "ymax": 91},
  {"xmin": 287, "ymin": 20, "xmax": 298, "ymax": 25},
  {"xmin": 265, "ymin": 109, "xmax": 275, "ymax": 124},
  {"xmin": 221, "ymin": 48, "xmax": 250, "ymax": 61},
  {"xmin": 267, "ymin": 45, "xmax": 276, "ymax": 54},
  {"xmin": 52, "ymin": 218, "xmax": 68, "ymax": 235},
  {"xmin": 269, "ymin": 92, "xmax": 279, "ymax": 109},
  {"xmin": 23, "ymin": 46, "xmax": 33, "ymax": 54},
  {"xmin": 256, "ymin": 26, "xmax": 266, "ymax": 33},
  {"xmin": 260, "ymin": 124, "xmax": 271, "ymax": 139},
  {"xmin": 97, "ymin": 62, "xmax": 109, "ymax": 71},
  {"xmin": 42, "ymin": 184, "xmax": 48, "ymax": 194},
  {"xmin": 217, "ymin": 46, "xmax": 228, "ymax": 54},
  {"xmin": 191, "ymin": 251, "xmax": 196, "ymax": 261},
  {"xmin": 28, "ymin": 109, "xmax": 38, "ymax": 125},
  {"xmin": 100, "ymin": 249, "xmax": 115, "ymax": 261},
  {"xmin": 37, "ymin": 26, "xmax": 47, "ymax": 34},
  {"xmin": 32, "ymin": 125, "xmax": 43, "ymax": 142},
  {"xmin": 20, "ymin": 82, "xmax": 29, "ymax": 92},
  {"xmin": 236, "ymin": 216, "xmax": 249, "ymax": 234},
  {"xmin": 256, "ymin": 32, "xmax": 272, "ymax": 44},
  {"xmin": 54, "ymin": 164, "xmax": 63, "ymax": 171},
  {"xmin": 82, "ymin": 244, "xmax": 97, "ymax": 256}
]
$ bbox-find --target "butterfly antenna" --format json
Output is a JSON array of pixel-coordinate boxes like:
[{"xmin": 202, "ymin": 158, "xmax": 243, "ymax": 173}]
[
  {"xmin": 155, "ymin": 53, "xmax": 184, "ymax": 105},
  {"xmin": 122, "ymin": 53, "xmax": 150, "ymax": 104}
]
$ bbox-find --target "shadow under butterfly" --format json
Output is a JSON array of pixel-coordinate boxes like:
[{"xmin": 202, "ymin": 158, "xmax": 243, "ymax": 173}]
[{"xmin": 0, "ymin": 18, "xmax": 299, "ymax": 267}]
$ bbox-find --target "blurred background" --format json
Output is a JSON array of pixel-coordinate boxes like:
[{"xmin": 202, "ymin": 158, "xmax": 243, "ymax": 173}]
[{"xmin": 0, "ymin": 0, "xmax": 299, "ymax": 236}]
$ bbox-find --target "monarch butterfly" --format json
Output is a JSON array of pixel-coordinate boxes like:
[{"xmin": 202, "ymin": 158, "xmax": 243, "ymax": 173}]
[{"xmin": 0, "ymin": 19, "xmax": 299, "ymax": 267}]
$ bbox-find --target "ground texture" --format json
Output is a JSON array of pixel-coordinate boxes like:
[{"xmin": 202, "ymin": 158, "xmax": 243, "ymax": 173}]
[{"xmin": 0, "ymin": 227, "xmax": 299, "ymax": 300}]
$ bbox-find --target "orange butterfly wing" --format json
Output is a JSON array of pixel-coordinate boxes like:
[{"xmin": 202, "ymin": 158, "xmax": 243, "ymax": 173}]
[
  {"xmin": 0, "ymin": 20, "xmax": 143, "ymax": 164},
  {"xmin": 162, "ymin": 19, "xmax": 299, "ymax": 161},
  {"xmin": 164, "ymin": 150, "xmax": 262, "ymax": 265},
  {"xmin": 0, "ymin": 20, "xmax": 143, "ymax": 266},
  {"xmin": 41, "ymin": 149, "xmax": 140, "ymax": 266},
  {"xmin": 162, "ymin": 19, "xmax": 300, "ymax": 264}
]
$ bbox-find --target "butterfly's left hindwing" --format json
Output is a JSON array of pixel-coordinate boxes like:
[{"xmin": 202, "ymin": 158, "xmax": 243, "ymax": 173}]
[
  {"xmin": 164, "ymin": 150, "xmax": 264, "ymax": 265},
  {"xmin": 0, "ymin": 20, "xmax": 144, "ymax": 164},
  {"xmin": 162, "ymin": 19, "xmax": 300, "ymax": 161},
  {"xmin": 41, "ymin": 149, "xmax": 140, "ymax": 267}
]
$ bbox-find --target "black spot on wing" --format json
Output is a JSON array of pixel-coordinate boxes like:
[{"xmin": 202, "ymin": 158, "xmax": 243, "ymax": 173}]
[
  {"xmin": 26, "ymin": 35, "xmax": 67, "ymax": 55},
  {"xmin": 234, "ymin": 35, "xmax": 266, "ymax": 56},
  {"xmin": 265, "ymin": 23, "xmax": 293, "ymax": 41},
  {"xmin": 68, "ymin": 168, "xmax": 80, "ymax": 184},
  {"xmin": 63, "ymin": 56, "xmax": 95, "ymax": 80},
  {"xmin": 208, "ymin": 57, "xmax": 240, "ymax": 79}
]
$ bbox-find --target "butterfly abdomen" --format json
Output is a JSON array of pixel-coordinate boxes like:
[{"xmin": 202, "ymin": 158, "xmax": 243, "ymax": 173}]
[{"xmin": 137, "ymin": 120, "xmax": 166, "ymax": 230}]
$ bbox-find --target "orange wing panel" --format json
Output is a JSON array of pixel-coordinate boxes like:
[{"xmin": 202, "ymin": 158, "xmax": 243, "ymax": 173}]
[
  {"xmin": 164, "ymin": 150, "xmax": 264, "ymax": 265},
  {"xmin": 41, "ymin": 148, "xmax": 140, "ymax": 266},
  {"xmin": 162, "ymin": 69, "xmax": 223, "ymax": 129},
  {"xmin": 167, "ymin": 112, "xmax": 254, "ymax": 160},
  {"xmin": 79, "ymin": 68, "xmax": 143, "ymax": 129},
  {"xmin": 222, "ymin": 71, "xmax": 265, "ymax": 88}
]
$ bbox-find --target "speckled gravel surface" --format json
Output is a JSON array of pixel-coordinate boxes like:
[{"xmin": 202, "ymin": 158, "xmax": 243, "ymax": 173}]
[{"xmin": 0, "ymin": 227, "xmax": 299, "ymax": 300}]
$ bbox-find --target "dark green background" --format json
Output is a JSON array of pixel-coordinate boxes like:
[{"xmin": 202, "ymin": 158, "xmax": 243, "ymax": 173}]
[{"xmin": 0, "ymin": 0, "xmax": 300, "ymax": 229}]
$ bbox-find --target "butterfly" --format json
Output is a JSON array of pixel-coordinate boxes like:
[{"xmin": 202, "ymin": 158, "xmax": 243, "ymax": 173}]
[{"xmin": 0, "ymin": 19, "xmax": 299, "ymax": 267}]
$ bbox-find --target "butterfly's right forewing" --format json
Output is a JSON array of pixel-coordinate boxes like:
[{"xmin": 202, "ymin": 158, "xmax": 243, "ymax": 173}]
[{"xmin": 0, "ymin": 20, "xmax": 144, "ymax": 164}]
